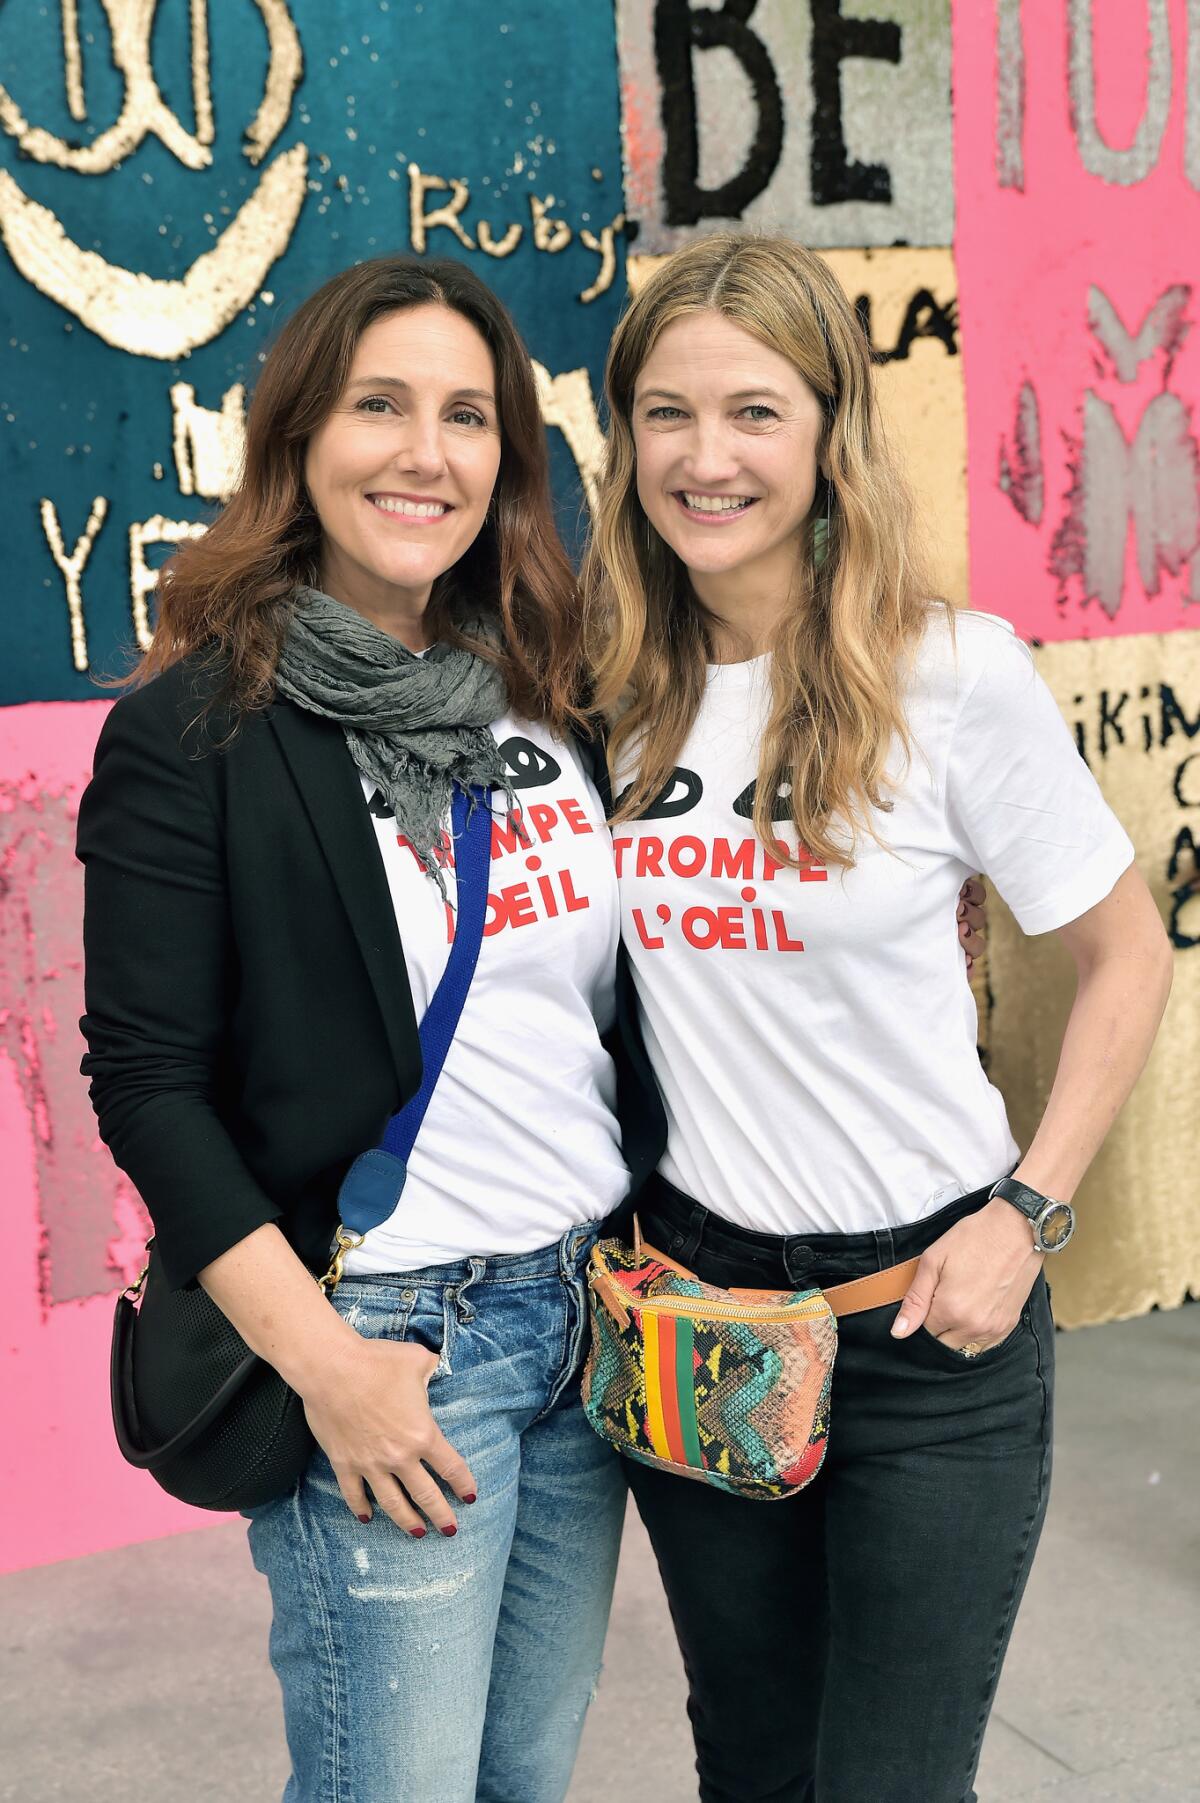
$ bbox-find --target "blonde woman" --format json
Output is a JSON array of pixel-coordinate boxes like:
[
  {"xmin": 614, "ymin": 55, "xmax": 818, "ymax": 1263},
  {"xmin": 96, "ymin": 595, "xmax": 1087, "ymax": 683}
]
[{"xmin": 583, "ymin": 236, "xmax": 1171, "ymax": 1803}]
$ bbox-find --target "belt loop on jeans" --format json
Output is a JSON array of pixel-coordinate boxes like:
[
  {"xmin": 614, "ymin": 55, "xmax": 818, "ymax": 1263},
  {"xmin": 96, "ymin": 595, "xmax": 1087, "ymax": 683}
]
[
  {"xmin": 668, "ymin": 1202, "xmax": 708, "ymax": 1262},
  {"xmin": 451, "ymin": 1257, "xmax": 485, "ymax": 1324},
  {"xmin": 873, "ymin": 1225, "xmax": 897, "ymax": 1272},
  {"xmin": 560, "ymin": 1224, "xmax": 592, "ymax": 1278}
]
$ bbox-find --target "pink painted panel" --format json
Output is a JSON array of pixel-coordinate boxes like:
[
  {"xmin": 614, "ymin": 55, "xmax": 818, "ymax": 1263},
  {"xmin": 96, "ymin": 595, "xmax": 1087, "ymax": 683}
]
[
  {"xmin": 0, "ymin": 701, "xmax": 223, "ymax": 1574},
  {"xmin": 955, "ymin": 0, "xmax": 1200, "ymax": 642}
]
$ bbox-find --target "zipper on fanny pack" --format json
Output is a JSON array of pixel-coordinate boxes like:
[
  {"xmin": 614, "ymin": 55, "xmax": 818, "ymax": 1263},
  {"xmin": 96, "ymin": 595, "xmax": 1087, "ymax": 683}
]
[
  {"xmin": 632, "ymin": 1292, "xmax": 828, "ymax": 1325},
  {"xmin": 589, "ymin": 1266, "xmax": 828, "ymax": 1327}
]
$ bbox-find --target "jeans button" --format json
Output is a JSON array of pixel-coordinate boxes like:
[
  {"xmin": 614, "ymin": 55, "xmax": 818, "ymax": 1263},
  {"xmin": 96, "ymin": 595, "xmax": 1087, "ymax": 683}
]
[
  {"xmin": 670, "ymin": 1233, "xmax": 685, "ymax": 1254},
  {"xmin": 401, "ymin": 1287, "xmax": 417, "ymax": 1303}
]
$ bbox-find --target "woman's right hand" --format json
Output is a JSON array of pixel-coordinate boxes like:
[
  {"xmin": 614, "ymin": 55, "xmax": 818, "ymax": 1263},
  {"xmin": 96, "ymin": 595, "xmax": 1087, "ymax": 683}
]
[
  {"xmin": 197, "ymin": 1223, "xmax": 476, "ymax": 1537},
  {"xmin": 301, "ymin": 1335, "xmax": 477, "ymax": 1537}
]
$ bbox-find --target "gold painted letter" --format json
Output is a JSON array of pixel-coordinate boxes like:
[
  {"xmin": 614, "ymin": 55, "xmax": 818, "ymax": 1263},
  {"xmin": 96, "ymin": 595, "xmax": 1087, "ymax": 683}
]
[
  {"xmin": 530, "ymin": 195, "xmax": 571, "ymax": 253},
  {"xmin": 171, "ymin": 381, "xmax": 247, "ymax": 500},
  {"xmin": 129, "ymin": 514, "xmax": 207, "ymax": 649},
  {"xmin": 533, "ymin": 363, "xmax": 604, "ymax": 513},
  {"xmin": 408, "ymin": 165, "xmax": 475, "ymax": 252},
  {"xmin": 39, "ymin": 494, "xmax": 108, "ymax": 672},
  {"xmin": 579, "ymin": 214, "xmax": 625, "ymax": 304},
  {"xmin": 478, "ymin": 219, "xmax": 523, "ymax": 258}
]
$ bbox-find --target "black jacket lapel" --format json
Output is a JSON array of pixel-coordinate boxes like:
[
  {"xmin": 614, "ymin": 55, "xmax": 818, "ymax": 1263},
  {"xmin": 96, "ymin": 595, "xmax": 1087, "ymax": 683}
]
[{"xmin": 268, "ymin": 700, "xmax": 421, "ymax": 1095}]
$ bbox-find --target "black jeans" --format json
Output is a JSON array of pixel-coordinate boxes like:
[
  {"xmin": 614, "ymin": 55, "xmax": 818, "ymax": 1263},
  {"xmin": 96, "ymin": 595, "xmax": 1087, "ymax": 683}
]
[{"xmin": 626, "ymin": 1175, "xmax": 1055, "ymax": 1803}]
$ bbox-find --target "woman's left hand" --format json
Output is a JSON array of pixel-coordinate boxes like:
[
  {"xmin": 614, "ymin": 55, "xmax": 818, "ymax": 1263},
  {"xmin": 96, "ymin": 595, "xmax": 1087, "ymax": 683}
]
[{"xmin": 889, "ymin": 1197, "xmax": 1042, "ymax": 1353}]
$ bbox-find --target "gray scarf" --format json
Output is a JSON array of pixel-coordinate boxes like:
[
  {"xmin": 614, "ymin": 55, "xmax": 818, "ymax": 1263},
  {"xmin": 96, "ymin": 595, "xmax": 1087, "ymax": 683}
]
[{"xmin": 276, "ymin": 586, "xmax": 512, "ymax": 883}]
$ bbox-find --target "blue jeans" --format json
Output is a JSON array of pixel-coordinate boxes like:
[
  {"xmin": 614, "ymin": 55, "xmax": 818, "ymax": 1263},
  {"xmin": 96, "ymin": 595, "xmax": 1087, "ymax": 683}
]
[{"xmin": 245, "ymin": 1226, "xmax": 625, "ymax": 1803}]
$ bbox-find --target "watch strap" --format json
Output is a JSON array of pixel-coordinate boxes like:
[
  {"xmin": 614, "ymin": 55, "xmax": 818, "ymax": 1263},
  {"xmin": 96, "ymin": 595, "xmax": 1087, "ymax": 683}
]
[
  {"xmin": 989, "ymin": 1175, "xmax": 1056, "ymax": 1221},
  {"xmin": 990, "ymin": 1175, "xmax": 1076, "ymax": 1253}
]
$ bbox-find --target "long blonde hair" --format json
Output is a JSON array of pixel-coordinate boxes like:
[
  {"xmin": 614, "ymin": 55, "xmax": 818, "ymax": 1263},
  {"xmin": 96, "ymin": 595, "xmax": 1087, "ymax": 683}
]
[{"xmin": 583, "ymin": 234, "xmax": 946, "ymax": 869}]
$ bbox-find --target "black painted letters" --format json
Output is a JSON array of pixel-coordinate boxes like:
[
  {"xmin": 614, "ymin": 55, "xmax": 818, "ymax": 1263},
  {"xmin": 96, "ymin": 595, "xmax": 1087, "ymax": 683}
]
[
  {"xmin": 810, "ymin": 0, "xmax": 901, "ymax": 207},
  {"xmin": 656, "ymin": 0, "xmax": 784, "ymax": 226}
]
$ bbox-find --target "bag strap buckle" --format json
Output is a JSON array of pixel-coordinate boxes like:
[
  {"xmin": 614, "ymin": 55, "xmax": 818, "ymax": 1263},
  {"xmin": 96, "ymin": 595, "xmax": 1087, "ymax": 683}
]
[
  {"xmin": 122, "ymin": 1262, "xmax": 149, "ymax": 1303},
  {"xmin": 318, "ymin": 1225, "xmax": 364, "ymax": 1295}
]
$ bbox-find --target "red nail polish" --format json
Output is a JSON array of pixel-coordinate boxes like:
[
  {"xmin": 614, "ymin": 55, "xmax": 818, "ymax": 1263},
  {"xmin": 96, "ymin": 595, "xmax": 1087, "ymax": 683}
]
[
  {"xmin": 442, "ymin": 1524, "xmax": 458, "ymax": 1537},
  {"xmin": 357, "ymin": 1514, "xmax": 371, "ymax": 1524},
  {"xmin": 462, "ymin": 1493, "xmax": 477, "ymax": 1504},
  {"xmin": 411, "ymin": 1526, "xmax": 427, "ymax": 1539}
]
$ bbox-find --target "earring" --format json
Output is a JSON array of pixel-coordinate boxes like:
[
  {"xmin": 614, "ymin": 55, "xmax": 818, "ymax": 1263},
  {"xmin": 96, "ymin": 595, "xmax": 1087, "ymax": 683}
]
[{"xmin": 814, "ymin": 476, "xmax": 833, "ymax": 568}]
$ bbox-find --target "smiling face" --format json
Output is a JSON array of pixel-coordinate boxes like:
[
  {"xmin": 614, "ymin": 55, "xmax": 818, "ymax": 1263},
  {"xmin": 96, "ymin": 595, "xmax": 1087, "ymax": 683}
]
[
  {"xmin": 304, "ymin": 304, "xmax": 502, "ymax": 637},
  {"xmin": 632, "ymin": 310, "xmax": 827, "ymax": 612}
]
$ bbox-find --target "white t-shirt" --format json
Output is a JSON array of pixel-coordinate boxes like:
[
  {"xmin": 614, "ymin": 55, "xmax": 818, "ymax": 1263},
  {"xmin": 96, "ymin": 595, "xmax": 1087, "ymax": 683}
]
[
  {"xmin": 343, "ymin": 714, "xmax": 628, "ymax": 1274},
  {"xmin": 613, "ymin": 610, "xmax": 1135, "ymax": 1236}
]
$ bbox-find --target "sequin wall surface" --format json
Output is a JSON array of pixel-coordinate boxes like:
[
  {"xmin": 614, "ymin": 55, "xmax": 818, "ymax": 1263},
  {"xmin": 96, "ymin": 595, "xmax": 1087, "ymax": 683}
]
[{"xmin": 1, "ymin": 3, "xmax": 1197, "ymax": 1572}]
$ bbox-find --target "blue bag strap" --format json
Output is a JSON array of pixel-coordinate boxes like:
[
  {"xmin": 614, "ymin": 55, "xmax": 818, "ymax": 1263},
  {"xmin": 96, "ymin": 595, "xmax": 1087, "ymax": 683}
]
[{"xmin": 379, "ymin": 783, "xmax": 492, "ymax": 1165}]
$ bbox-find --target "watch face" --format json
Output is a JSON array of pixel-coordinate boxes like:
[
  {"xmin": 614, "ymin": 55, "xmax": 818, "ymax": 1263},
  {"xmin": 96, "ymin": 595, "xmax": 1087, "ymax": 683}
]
[{"xmin": 1039, "ymin": 1202, "xmax": 1075, "ymax": 1251}]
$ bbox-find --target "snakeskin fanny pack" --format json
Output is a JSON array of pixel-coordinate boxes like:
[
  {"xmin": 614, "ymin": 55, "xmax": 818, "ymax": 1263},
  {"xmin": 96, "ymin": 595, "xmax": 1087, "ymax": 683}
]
[{"xmin": 582, "ymin": 1223, "xmax": 917, "ymax": 1500}]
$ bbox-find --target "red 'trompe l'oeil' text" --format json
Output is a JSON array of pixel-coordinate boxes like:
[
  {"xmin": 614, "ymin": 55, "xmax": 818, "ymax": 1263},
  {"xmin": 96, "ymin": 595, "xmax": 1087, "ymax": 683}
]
[
  {"xmin": 630, "ymin": 894, "xmax": 805, "ymax": 954},
  {"xmin": 397, "ymin": 796, "xmax": 596, "ymax": 943},
  {"xmin": 612, "ymin": 833, "xmax": 827, "ymax": 884},
  {"xmin": 616, "ymin": 830, "xmax": 820, "ymax": 955}
]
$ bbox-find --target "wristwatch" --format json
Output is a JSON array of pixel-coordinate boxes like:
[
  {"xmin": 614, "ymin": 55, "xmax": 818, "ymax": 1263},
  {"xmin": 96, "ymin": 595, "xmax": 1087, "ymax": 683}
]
[{"xmin": 989, "ymin": 1176, "xmax": 1076, "ymax": 1253}]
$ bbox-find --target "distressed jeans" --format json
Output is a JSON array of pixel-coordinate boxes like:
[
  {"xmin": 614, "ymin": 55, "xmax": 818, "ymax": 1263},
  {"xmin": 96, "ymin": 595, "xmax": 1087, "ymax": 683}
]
[{"xmin": 245, "ymin": 1226, "xmax": 625, "ymax": 1803}]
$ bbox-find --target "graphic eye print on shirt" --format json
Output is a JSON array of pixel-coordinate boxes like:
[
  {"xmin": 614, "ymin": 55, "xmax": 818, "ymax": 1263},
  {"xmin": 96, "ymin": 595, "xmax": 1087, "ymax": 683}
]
[
  {"xmin": 500, "ymin": 735, "xmax": 561, "ymax": 789},
  {"xmin": 367, "ymin": 736, "xmax": 595, "ymax": 944},
  {"xmin": 733, "ymin": 776, "xmax": 795, "ymax": 821},
  {"xmin": 613, "ymin": 767, "xmax": 828, "ymax": 956},
  {"xmin": 613, "ymin": 765, "xmax": 704, "ymax": 820}
]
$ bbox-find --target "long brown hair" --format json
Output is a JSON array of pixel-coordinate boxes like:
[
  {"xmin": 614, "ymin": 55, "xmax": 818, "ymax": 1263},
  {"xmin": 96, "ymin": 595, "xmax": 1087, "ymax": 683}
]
[
  {"xmin": 136, "ymin": 256, "xmax": 587, "ymax": 731},
  {"xmin": 583, "ymin": 234, "xmax": 945, "ymax": 869}
]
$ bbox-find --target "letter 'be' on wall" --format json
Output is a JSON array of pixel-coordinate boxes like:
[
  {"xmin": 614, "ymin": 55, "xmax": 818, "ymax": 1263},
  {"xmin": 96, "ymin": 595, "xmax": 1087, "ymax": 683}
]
[{"xmin": 618, "ymin": 0, "xmax": 954, "ymax": 251}]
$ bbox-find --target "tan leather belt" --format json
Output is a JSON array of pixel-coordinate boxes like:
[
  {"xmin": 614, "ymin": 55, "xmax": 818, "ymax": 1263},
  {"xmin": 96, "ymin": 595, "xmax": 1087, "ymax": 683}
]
[
  {"xmin": 818, "ymin": 1258, "xmax": 920, "ymax": 1317},
  {"xmin": 638, "ymin": 1226, "xmax": 919, "ymax": 1320}
]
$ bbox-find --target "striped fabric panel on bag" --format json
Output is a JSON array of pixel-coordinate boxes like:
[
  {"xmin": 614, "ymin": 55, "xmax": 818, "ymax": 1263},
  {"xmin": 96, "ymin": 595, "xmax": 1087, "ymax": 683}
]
[{"xmin": 642, "ymin": 1310, "xmax": 703, "ymax": 1471}]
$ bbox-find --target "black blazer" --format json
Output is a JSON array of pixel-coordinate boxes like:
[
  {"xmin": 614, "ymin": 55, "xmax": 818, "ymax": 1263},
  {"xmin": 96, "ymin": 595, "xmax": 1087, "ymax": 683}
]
[{"xmin": 77, "ymin": 659, "xmax": 665, "ymax": 1290}]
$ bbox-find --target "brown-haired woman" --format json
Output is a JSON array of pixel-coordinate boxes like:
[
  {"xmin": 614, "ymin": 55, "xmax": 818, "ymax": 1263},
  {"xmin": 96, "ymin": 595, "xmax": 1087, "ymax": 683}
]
[
  {"xmin": 77, "ymin": 256, "xmax": 662, "ymax": 1803},
  {"xmin": 582, "ymin": 234, "xmax": 1172, "ymax": 1802}
]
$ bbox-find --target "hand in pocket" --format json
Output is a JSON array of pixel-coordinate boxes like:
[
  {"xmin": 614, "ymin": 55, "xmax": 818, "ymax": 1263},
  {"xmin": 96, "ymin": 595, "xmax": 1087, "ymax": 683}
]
[
  {"xmin": 301, "ymin": 1336, "xmax": 476, "ymax": 1536},
  {"xmin": 890, "ymin": 1197, "xmax": 1042, "ymax": 1354}
]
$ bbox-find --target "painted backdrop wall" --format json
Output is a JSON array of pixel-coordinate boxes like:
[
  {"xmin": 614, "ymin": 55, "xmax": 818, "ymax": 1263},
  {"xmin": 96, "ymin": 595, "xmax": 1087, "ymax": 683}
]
[{"xmin": 1, "ymin": 2, "xmax": 1197, "ymax": 1574}]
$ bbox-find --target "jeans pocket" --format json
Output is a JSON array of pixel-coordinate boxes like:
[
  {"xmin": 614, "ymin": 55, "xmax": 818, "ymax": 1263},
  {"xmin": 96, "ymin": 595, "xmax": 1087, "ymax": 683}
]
[
  {"xmin": 330, "ymin": 1279, "xmax": 452, "ymax": 1368},
  {"xmin": 914, "ymin": 1305, "xmax": 1031, "ymax": 1370},
  {"xmin": 330, "ymin": 1281, "xmax": 405, "ymax": 1340},
  {"xmin": 407, "ymin": 1292, "xmax": 456, "ymax": 1377}
]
